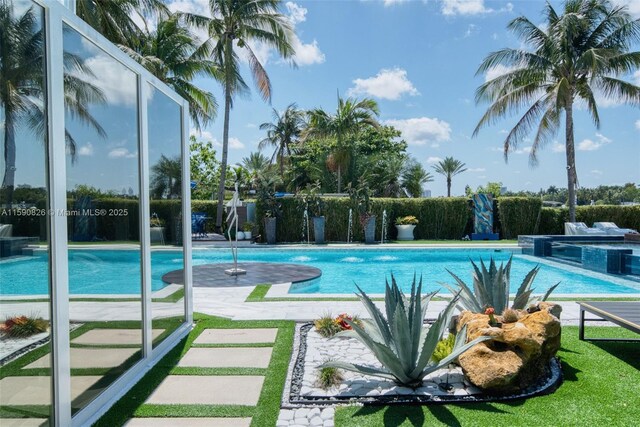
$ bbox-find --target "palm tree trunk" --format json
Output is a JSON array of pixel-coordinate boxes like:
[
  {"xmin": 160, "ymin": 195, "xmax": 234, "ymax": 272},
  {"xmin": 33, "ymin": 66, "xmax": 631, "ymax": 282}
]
[
  {"xmin": 2, "ymin": 112, "xmax": 16, "ymax": 208},
  {"xmin": 337, "ymin": 165, "xmax": 342, "ymax": 194},
  {"xmin": 215, "ymin": 39, "xmax": 233, "ymax": 232},
  {"xmin": 565, "ymin": 100, "xmax": 577, "ymax": 222},
  {"xmin": 447, "ymin": 177, "xmax": 451, "ymax": 197}
]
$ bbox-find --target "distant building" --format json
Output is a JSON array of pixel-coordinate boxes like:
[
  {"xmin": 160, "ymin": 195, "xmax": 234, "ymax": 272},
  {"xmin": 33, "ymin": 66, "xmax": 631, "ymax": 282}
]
[
  {"xmin": 422, "ymin": 189, "xmax": 432, "ymax": 198},
  {"xmin": 500, "ymin": 186, "xmax": 507, "ymax": 195}
]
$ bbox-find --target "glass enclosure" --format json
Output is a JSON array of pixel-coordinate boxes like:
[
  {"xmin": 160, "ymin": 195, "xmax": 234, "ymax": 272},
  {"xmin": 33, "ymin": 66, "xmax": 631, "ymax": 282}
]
[{"xmin": 0, "ymin": 1, "xmax": 191, "ymax": 425}]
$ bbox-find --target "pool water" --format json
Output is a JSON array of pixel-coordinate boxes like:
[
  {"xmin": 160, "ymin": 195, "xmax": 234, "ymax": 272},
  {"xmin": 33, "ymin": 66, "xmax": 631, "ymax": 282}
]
[{"xmin": 1, "ymin": 248, "xmax": 638, "ymax": 296}]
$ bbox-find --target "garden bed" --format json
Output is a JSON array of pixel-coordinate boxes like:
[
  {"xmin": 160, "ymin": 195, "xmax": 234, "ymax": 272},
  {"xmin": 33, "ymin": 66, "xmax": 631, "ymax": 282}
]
[{"xmin": 286, "ymin": 323, "xmax": 562, "ymax": 405}]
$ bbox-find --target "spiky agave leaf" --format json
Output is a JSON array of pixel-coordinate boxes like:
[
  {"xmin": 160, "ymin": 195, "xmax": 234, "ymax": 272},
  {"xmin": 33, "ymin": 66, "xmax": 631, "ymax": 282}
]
[{"xmin": 320, "ymin": 274, "xmax": 492, "ymax": 388}]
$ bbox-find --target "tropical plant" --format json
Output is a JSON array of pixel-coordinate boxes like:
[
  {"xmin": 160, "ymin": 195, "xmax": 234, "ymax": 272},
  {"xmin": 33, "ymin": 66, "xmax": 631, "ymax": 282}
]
[
  {"xmin": 443, "ymin": 257, "xmax": 560, "ymax": 314},
  {"xmin": 182, "ymin": 0, "xmax": 296, "ymax": 231},
  {"xmin": 241, "ymin": 151, "xmax": 271, "ymax": 191},
  {"xmin": 259, "ymin": 103, "xmax": 306, "ymax": 178},
  {"xmin": 474, "ymin": 0, "xmax": 640, "ymax": 222},
  {"xmin": 432, "ymin": 157, "xmax": 467, "ymax": 197},
  {"xmin": 76, "ymin": 0, "xmax": 167, "ymax": 46},
  {"xmin": 297, "ymin": 181, "xmax": 325, "ymax": 217},
  {"xmin": 313, "ymin": 313, "xmax": 342, "ymax": 338},
  {"xmin": 121, "ymin": 14, "xmax": 219, "ymax": 130},
  {"xmin": 1, "ymin": 314, "xmax": 48, "ymax": 338},
  {"xmin": 316, "ymin": 363, "xmax": 344, "ymax": 389},
  {"xmin": 242, "ymin": 221, "xmax": 255, "ymax": 232},
  {"xmin": 402, "ymin": 158, "xmax": 433, "ymax": 198},
  {"xmin": 348, "ymin": 178, "xmax": 373, "ymax": 227},
  {"xmin": 150, "ymin": 155, "xmax": 181, "ymax": 199},
  {"xmin": 320, "ymin": 274, "xmax": 492, "ymax": 388},
  {"xmin": 396, "ymin": 216, "xmax": 419, "ymax": 225},
  {"xmin": 431, "ymin": 333, "xmax": 456, "ymax": 364},
  {"xmin": 1, "ymin": 1, "xmax": 105, "ymax": 207},
  {"xmin": 190, "ymin": 136, "xmax": 221, "ymax": 200},
  {"xmin": 306, "ymin": 96, "xmax": 380, "ymax": 193}
]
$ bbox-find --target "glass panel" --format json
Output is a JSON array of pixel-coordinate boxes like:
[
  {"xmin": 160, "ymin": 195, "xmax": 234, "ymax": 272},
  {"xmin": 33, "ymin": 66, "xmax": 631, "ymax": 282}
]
[
  {"xmin": 63, "ymin": 24, "xmax": 142, "ymax": 413},
  {"xmin": 0, "ymin": 0, "xmax": 52, "ymax": 424},
  {"xmin": 147, "ymin": 84, "xmax": 185, "ymax": 346}
]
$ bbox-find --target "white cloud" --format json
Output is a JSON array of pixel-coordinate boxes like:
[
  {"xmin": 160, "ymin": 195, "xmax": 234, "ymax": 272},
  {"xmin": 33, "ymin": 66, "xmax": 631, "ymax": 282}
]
[
  {"xmin": 385, "ymin": 117, "xmax": 452, "ymax": 145},
  {"xmin": 464, "ymin": 24, "xmax": 479, "ymax": 38},
  {"xmin": 484, "ymin": 64, "xmax": 516, "ymax": 82},
  {"xmin": 286, "ymin": 2, "xmax": 307, "ymax": 24},
  {"xmin": 229, "ymin": 137, "xmax": 245, "ymax": 149},
  {"xmin": 635, "ymin": 119, "xmax": 640, "ymax": 130},
  {"xmin": 427, "ymin": 156, "xmax": 443, "ymax": 164},
  {"xmin": 591, "ymin": 169, "xmax": 603, "ymax": 175},
  {"xmin": 78, "ymin": 54, "xmax": 137, "ymax": 107},
  {"xmin": 551, "ymin": 142, "xmax": 565, "ymax": 153},
  {"xmin": 513, "ymin": 146, "xmax": 532, "ymax": 155},
  {"xmin": 468, "ymin": 167, "xmax": 486, "ymax": 172},
  {"xmin": 611, "ymin": 0, "xmax": 640, "ymax": 18},
  {"xmin": 441, "ymin": 0, "xmax": 512, "ymax": 16},
  {"xmin": 577, "ymin": 133, "xmax": 612, "ymax": 151},
  {"xmin": 291, "ymin": 38, "xmax": 325, "ymax": 66},
  {"xmin": 383, "ymin": 0, "xmax": 408, "ymax": 6},
  {"xmin": 348, "ymin": 68, "xmax": 419, "ymax": 100},
  {"xmin": 78, "ymin": 143, "xmax": 94, "ymax": 156},
  {"xmin": 108, "ymin": 147, "xmax": 136, "ymax": 159}
]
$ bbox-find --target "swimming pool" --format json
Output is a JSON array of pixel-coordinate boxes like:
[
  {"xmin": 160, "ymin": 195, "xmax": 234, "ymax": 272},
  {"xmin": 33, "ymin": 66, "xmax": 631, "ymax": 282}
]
[{"xmin": 1, "ymin": 248, "xmax": 638, "ymax": 296}]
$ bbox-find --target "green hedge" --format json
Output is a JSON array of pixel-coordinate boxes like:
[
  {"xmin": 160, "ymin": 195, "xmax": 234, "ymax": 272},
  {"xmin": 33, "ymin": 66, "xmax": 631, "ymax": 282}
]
[
  {"xmin": 496, "ymin": 197, "xmax": 542, "ymax": 239},
  {"xmin": 539, "ymin": 205, "xmax": 640, "ymax": 235}
]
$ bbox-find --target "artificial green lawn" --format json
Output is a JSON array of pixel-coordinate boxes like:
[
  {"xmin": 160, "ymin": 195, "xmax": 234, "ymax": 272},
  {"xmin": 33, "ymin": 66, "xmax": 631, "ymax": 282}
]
[
  {"xmin": 335, "ymin": 326, "xmax": 640, "ymax": 427},
  {"xmin": 94, "ymin": 314, "xmax": 294, "ymax": 427}
]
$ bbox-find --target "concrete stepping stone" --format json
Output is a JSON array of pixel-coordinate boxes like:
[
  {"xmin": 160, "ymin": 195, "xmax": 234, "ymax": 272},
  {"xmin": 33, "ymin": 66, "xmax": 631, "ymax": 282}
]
[
  {"xmin": 0, "ymin": 376, "xmax": 101, "ymax": 406},
  {"xmin": 125, "ymin": 417, "xmax": 251, "ymax": 426},
  {"xmin": 72, "ymin": 328, "xmax": 164, "ymax": 345},
  {"xmin": 178, "ymin": 347, "xmax": 273, "ymax": 368},
  {"xmin": 0, "ymin": 419, "xmax": 49, "ymax": 427},
  {"xmin": 25, "ymin": 347, "xmax": 139, "ymax": 369},
  {"xmin": 145, "ymin": 375, "xmax": 264, "ymax": 406},
  {"xmin": 194, "ymin": 328, "xmax": 278, "ymax": 344}
]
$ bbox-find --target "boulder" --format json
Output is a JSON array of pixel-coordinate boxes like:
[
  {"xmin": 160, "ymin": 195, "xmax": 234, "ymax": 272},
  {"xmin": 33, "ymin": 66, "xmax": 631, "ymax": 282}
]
[{"xmin": 457, "ymin": 304, "xmax": 562, "ymax": 393}]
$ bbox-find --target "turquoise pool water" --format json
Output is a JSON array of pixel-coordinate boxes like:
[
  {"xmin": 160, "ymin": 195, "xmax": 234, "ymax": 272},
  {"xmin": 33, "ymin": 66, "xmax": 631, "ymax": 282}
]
[{"xmin": 1, "ymin": 248, "xmax": 638, "ymax": 296}]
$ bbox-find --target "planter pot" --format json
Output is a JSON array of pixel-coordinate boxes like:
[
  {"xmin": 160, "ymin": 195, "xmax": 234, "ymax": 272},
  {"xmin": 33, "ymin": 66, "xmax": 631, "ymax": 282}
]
[
  {"xmin": 312, "ymin": 216, "xmax": 325, "ymax": 244},
  {"xmin": 363, "ymin": 216, "xmax": 376, "ymax": 244},
  {"xmin": 395, "ymin": 224, "xmax": 416, "ymax": 241},
  {"xmin": 264, "ymin": 217, "xmax": 277, "ymax": 244},
  {"xmin": 236, "ymin": 231, "xmax": 245, "ymax": 240},
  {"xmin": 243, "ymin": 231, "xmax": 252, "ymax": 240}
]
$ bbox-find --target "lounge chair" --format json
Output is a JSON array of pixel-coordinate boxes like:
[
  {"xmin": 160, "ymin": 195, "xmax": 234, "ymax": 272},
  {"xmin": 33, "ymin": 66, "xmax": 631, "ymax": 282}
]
[
  {"xmin": 593, "ymin": 222, "xmax": 638, "ymax": 235},
  {"xmin": 564, "ymin": 222, "xmax": 608, "ymax": 236}
]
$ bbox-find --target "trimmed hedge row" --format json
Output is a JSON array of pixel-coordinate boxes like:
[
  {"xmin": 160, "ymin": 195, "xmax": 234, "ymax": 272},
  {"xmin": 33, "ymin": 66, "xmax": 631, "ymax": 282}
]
[
  {"xmin": 496, "ymin": 197, "xmax": 543, "ymax": 239},
  {"xmin": 538, "ymin": 205, "xmax": 640, "ymax": 235}
]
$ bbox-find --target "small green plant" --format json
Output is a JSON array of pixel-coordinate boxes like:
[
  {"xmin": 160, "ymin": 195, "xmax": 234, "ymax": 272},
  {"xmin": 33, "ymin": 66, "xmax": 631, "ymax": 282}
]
[
  {"xmin": 395, "ymin": 215, "xmax": 419, "ymax": 225},
  {"xmin": 1, "ymin": 315, "xmax": 49, "ymax": 338},
  {"xmin": 314, "ymin": 313, "xmax": 342, "ymax": 338},
  {"xmin": 316, "ymin": 362, "xmax": 344, "ymax": 389},
  {"xmin": 320, "ymin": 274, "xmax": 492, "ymax": 388},
  {"xmin": 502, "ymin": 308, "xmax": 520, "ymax": 323},
  {"xmin": 298, "ymin": 181, "xmax": 325, "ymax": 218},
  {"xmin": 444, "ymin": 256, "xmax": 559, "ymax": 314},
  {"xmin": 431, "ymin": 333, "xmax": 456, "ymax": 363},
  {"xmin": 242, "ymin": 221, "xmax": 255, "ymax": 232}
]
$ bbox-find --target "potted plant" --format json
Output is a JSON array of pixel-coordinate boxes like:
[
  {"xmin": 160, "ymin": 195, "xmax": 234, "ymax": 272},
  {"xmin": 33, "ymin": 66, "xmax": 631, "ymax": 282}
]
[
  {"xmin": 395, "ymin": 215, "xmax": 418, "ymax": 241},
  {"xmin": 349, "ymin": 179, "xmax": 376, "ymax": 244},
  {"xmin": 299, "ymin": 182, "xmax": 326, "ymax": 244},
  {"xmin": 257, "ymin": 181, "xmax": 281, "ymax": 244},
  {"xmin": 242, "ymin": 221, "xmax": 255, "ymax": 240}
]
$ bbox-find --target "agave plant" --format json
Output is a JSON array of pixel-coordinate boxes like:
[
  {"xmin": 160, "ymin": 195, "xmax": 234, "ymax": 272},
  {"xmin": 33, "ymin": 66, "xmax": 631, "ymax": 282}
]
[
  {"xmin": 444, "ymin": 257, "xmax": 559, "ymax": 314},
  {"xmin": 319, "ymin": 274, "xmax": 491, "ymax": 388}
]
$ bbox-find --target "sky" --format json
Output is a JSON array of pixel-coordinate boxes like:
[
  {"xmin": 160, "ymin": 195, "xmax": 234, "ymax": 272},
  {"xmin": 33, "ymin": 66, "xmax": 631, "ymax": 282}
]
[
  {"xmin": 171, "ymin": 0, "xmax": 640, "ymax": 197},
  {"xmin": 2, "ymin": 0, "xmax": 639, "ymax": 198}
]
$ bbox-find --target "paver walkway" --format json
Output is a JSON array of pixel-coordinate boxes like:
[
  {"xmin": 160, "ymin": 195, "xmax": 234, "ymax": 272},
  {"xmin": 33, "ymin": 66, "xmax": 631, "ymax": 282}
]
[{"xmin": 123, "ymin": 326, "xmax": 280, "ymax": 426}]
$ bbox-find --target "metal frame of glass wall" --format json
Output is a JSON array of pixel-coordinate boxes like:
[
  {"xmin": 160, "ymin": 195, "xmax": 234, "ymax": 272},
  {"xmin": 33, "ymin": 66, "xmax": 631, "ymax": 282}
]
[{"xmin": 2, "ymin": 1, "xmax": 193, "ymax": 425}]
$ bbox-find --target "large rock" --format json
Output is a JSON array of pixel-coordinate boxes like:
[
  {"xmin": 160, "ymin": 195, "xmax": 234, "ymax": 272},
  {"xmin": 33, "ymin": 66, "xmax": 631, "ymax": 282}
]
[{"xmin": 457, "ymin": 304, "xmax": 562, "ymax": 393}]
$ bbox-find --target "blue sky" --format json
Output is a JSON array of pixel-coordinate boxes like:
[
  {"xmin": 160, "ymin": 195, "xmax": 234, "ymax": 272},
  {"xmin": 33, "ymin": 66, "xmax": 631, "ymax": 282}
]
[{"xmin": 173, "ymin": 0, "xmax": 640, "ymax": 197}]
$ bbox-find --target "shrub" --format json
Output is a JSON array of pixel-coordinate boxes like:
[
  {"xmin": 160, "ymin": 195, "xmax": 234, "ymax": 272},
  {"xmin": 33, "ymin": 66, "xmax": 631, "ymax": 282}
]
[
  {"xmin": 314, "ymin": 314, "xmax": 342, "ymax": 338},
  {"xmin": 320, "ymin": 274, "xmax": 491, "ymax": 388},
  {"xmin": 444, "ymin": 256, "xmax": 559, "ymax": 314},
  {"xmin": 431, "ymin": 333, "xmax": 456, "ymax": 363},
  {"xmin": 497, "ymin": 197, "xmax": 542, "ymax": 239},
  {"xmin": 334, "ymin": 313, "xmax": 362, "ymax": 331},
  {"xmin": 1, "ymin": 315, "xmax": 49, "ymax": 338},
  {"xmin": 395, "ymin": 215, "xmax": 419, "ymax": 225},
  {"xmin": 316, "ymin": 363, "xmax": 344, "ymax": 390}
]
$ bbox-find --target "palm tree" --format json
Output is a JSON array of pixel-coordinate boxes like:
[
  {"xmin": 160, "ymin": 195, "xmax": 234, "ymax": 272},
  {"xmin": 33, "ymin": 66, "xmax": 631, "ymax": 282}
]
[
  {"xmin": 474, "ymin": 0, "xmax": 640, "ymax": 222},
  {"xmin": 306, "ymin": 96, "xmax": 380, "ymax": 193},
  {"xmin": 182, "ymin": 0, "xmax": 296, "ymax": 231},
  {"xmin": 150, "ymin": 155, "xmax": 181, "ymax": 199},
  {"xmin": 402, "ymin": 158, "xmax": 433, "ymax": 198},
  {"xmin": 76, "ymin": 0, "xmax": 167, "ymax": 46},
  {"xmin": 1, "ymin": 2, "xmax": 105, "ymax": 207},
  {"xmin": 258, "ymin": 103, "xmax": 305, "ymax": 178},
  {"xmin": 433, "ymin": 157, "xmax": 467, "ymax": 197},
  {"xmin": 120, "ymin": 14, "xmax": 220, "ymax": 130}
]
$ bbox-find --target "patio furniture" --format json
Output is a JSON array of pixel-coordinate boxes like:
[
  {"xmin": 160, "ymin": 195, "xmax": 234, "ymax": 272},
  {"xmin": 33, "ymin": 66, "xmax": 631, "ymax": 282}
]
[
  {"xmin": 593, "ymin": 222, "xmax": 638, "ymax": 235},
  {"xmin": 578, "ymin": 301, "xmax": 640, "ymax": 342},
  {"xmin": 564, "ymin": 222, "xmax": 608, "ymax": 236}
]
